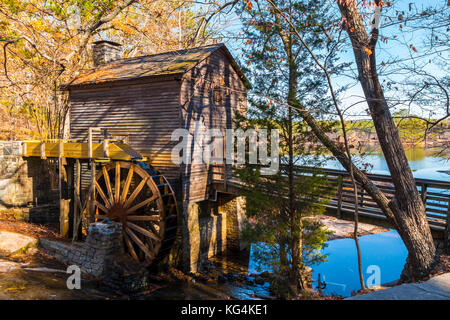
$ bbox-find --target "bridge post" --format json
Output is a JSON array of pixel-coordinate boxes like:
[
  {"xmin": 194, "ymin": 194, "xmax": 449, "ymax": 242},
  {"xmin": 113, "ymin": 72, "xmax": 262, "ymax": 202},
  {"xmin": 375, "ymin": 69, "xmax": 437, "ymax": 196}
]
[
  {"xmin": 336, "ymin": 178, "xmax": 343, "ymax": 219},
  {"xmin": 359, "ymin": 185, "xmax": 364, "ymax": 208},
  {"xmin": 446, "ymin": 200, "xmax": 449, "ymax": 254},
  {"xmin": 421, "ymin": 183, "xmax": 427, "ymax": 204}
]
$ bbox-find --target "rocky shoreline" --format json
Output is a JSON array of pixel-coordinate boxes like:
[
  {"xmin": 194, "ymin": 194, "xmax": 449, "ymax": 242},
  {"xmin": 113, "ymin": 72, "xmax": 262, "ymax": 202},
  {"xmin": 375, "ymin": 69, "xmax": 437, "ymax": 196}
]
[{"xmin": 318, "ymin": 215, "xmax": 389, "ymax": 240}]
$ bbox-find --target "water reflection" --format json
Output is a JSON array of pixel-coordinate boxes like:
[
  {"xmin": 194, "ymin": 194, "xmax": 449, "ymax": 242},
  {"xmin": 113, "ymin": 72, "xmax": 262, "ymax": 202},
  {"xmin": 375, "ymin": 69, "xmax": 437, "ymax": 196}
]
[{"xmin": 248, "ymin": 230, "xmax": 408, "ymax": 297}]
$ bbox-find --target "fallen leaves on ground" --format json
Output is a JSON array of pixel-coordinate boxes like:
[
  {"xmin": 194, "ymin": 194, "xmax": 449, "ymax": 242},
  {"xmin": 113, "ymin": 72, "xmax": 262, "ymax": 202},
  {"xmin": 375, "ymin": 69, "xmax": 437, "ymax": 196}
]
[{"xmin": 0, "ymin": 219, "xmax": 60, "ymax": 239}]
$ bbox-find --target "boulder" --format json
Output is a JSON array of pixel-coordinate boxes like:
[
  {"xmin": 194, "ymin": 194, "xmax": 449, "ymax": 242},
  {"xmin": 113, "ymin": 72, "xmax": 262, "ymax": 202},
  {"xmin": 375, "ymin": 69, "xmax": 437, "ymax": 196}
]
[{"xmin": 0, "ymin": 231, "xmax": 38, "ymax": 255}]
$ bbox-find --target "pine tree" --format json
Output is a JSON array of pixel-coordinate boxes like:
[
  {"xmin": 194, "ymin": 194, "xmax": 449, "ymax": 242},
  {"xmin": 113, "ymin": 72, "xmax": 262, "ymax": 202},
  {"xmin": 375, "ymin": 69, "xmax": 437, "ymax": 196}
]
[{"xmin": 233, "ymin": 0, "xmax": 344, "ymax": 298}]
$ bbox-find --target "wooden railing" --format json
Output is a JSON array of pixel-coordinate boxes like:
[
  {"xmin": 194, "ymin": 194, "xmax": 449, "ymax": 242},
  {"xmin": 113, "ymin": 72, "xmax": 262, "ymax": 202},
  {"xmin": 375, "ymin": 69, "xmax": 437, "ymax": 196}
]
[
  {"xmin": 314, "ymin": 167, "xmax": 450, "ymax": 233},
  {"xmin": 211, "ymin": 164, "xmax": 450, "ymax": 241}
]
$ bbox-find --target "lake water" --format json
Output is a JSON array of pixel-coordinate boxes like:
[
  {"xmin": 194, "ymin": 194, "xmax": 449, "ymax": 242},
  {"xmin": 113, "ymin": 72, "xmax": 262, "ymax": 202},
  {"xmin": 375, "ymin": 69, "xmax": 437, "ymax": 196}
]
[
  {"xmin": 245, "ymin": 146, "xmax": 447, "ymax": 298},
  {"xmin": 248, "ymin": 230, "xmax": 408, "ymax": 297},
  {"xmin": 311, "ymin": 146, "xmax": 450, "ymax": 182}
]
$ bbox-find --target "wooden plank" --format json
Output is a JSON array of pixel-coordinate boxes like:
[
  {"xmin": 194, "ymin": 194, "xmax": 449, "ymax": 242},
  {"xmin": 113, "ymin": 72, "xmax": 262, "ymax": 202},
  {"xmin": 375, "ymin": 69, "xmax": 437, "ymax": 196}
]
[
  {"xmin": 72, "ymin": 159, "xmax": 82, "ymax": 241},
  {"xmin": 40, "ymin": 142, "xmax": 46, "ymax": 159},
  {"xmin": 66, "ymin": 160, "xmax": 74, "ymax": 239},
  {"xmin": 123, "ymin": 232, "xmax": 139, "ymax": 261},
  {"xmin": 125, "ymin": 227, "xmax": 155, "ymax": 259},
  {"xmin": 88, "ymin": 129, "xmax": 93, "ymax": 158},
  {"xmin": 127, "ymin": 215, "xmax": 160, "ymax": 222},
  {"xmin": 102, "ymin": 165, "xmax": 114, "ymax": 205},
  {"xmin": 68, "ymin": 79, "xmax": 182, "ymax": 181},
  {"xmin": 23, "ymin": 141, "xmax": 139, "ymax": 160},
  {"xmin": 88, "ymin": 160, "xmax": 96, "ymax": 225},
  {"xmin": 127, "ymin": 221, "xmax": 161, "ymax": 242},
  {"xmin": 125, "ymin": 194, "xmax": 158, "ymax": 214},
  {"xmin": 123, "ymin": 177, "xmax": 148, "ymax": 208},
  {"xmin": 446, "ymin": 200, "xmax": 449, "ymax": 254},
  {"xmin": 115, "ymin": 161, "xmax": 120, "ymax": 202},
  {"xmin": 59, "ymin": 159, "xmax": 70, "ymax": 238}
]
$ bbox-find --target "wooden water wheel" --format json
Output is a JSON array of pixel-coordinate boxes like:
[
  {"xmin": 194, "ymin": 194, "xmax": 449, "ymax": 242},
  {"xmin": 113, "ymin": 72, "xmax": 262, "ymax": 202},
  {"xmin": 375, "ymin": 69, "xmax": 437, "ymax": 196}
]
[{"xmin": 93, "ymin": 161, "xmax": 178, "ymax": 266}]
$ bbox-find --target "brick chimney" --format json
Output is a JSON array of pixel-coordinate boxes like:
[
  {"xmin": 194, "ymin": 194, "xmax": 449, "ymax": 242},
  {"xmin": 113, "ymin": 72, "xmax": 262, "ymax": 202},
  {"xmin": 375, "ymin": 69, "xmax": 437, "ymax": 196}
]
[{"xmin": 92, "ymin": 40, "xmax": 122, "ymax": 67}]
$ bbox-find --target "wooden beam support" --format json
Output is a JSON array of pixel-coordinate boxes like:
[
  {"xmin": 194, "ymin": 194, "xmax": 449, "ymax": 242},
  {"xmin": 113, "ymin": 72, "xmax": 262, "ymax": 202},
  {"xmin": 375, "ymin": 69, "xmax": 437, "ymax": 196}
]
[
  {"xmin": 103, "ymin": 139, "xmax": 109, "ymax": 158},
  {"xmin": 88, "ymin": 159, "xmax": 96, "ymax": 225},
  {"xmin": 66, "ymin": 159, "xmax": 74, "ymax": 239},
  {"xmin": 72, "ymin": 159, "xmax": 82, "ymax": 241},
  {"xmin": 421, "ymin": 184, "xmax": 428, "ymax": 204},
  {"xmin": 40, "ymin": 142, "xmax": 46, "ymax": 160},
  {"xmin": 446, "ymin": 200, "xmax": 450, "ymax": 254},
  {"xmin": 59, "ymin": 154, "xmax": 70, "ymax": 238},
  {"xmin": 88, "ymin": 128, "xmax": 93, "ymax": 158}
]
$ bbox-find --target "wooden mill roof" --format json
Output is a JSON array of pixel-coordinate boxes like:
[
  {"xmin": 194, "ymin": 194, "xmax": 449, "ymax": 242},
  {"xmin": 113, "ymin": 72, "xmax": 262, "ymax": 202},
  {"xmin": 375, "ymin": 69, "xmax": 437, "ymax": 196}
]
[{"xmin": 62, "ymin": 43, "xmax": 251, "ymax": 89}]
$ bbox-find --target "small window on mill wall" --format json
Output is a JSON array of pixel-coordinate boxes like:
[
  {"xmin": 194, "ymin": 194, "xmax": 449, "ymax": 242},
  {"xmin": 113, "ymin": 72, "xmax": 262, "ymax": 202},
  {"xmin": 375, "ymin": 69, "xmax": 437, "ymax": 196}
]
[
  {"xmin": 239, "ymin": 97, "xmax": 246, "ymax": 114},
  {"xmin": 213, "ymin": 87, "xmax": 223, "ymax": 106}
]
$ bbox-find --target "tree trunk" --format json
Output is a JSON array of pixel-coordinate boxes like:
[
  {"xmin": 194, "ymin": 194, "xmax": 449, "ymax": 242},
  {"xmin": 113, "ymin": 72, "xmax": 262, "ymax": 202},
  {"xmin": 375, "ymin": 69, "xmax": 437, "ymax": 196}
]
[
  {"xmin": 278, "ymin": 15, "xmax": 305, "ymax": 291},
  {"xmin": 337, "ymin": 0, "xmax": 437, "ymax": 280}
]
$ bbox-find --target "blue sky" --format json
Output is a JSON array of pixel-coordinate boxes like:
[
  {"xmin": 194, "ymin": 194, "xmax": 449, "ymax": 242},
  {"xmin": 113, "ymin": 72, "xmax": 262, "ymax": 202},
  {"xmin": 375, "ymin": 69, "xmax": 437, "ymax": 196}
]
[{"xmin": 212, "ymin": 0, "xmax": 449, "ymax": 120}]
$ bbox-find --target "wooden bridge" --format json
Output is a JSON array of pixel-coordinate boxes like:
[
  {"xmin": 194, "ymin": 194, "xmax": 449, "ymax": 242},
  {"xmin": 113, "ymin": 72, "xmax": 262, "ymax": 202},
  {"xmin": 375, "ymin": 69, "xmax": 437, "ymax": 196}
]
[
  {"xmin": 211, "ymin": 165, "xmax": 450, "ymax": 252},
  {"xmin": 318, "ymin": 168, "xmax": 449, "ymax": 229}
]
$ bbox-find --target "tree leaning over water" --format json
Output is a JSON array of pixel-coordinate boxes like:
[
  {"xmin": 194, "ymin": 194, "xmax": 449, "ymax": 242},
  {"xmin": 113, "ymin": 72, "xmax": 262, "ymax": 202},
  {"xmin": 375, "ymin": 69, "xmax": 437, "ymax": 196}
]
[
  {"xmin": 334, "ymin": 0, "xmax": 437, "ymax": 280},
  {"xmin": 201, "ymin": 0, "xmax": 446, "ymax": 281}
]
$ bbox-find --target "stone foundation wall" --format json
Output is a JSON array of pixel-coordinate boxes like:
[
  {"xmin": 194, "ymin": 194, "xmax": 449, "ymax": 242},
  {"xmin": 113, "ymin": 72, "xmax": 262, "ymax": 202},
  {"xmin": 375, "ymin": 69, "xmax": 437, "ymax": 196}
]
[
  {"xmin": 0, "ymin": 141, "xmax": 58, "ymax": 223},
  {"xmin": 182, "ymin": 195, "xmax": 246, "ymax": 273},
  {"xmin": 40, "ymin": 222, "xmax": 124, "ymax": 277},
  {"xmin": 40, "ymin": 222, "xmax": 149, "ymax": 292},
  {"xmin": 222, "ymin": 196, "xmax": 247, "ymax": 252}
]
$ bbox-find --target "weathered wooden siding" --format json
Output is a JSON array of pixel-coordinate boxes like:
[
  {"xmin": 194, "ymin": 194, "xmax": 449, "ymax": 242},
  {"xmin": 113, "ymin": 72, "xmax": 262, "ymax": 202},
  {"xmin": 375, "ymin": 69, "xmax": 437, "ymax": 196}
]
[
  {"xmin": 68, "ymin": 79, "xmax": 182, "ymax": 181},
  {"xmin": 68, "ymin": 45, "xmax": 248, "ymax": 203},
  {"xmin": 180, "ymin": 47, "xmax": 248, "ymax": 202}
]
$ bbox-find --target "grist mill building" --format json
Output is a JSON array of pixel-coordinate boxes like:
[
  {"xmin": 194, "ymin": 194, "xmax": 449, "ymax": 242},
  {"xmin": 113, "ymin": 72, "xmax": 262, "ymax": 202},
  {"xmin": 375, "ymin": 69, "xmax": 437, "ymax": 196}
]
[{"xmin": 61, "ymin": 41, "xmax": 251, "ymax": 271}]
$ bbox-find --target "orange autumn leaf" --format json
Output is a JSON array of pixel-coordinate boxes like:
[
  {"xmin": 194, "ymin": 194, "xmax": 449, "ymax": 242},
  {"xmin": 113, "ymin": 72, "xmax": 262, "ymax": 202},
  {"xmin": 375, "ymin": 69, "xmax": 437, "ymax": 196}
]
[{"xmin": 364, "ymin": 47, "xmax": 373, "ymax": 55}]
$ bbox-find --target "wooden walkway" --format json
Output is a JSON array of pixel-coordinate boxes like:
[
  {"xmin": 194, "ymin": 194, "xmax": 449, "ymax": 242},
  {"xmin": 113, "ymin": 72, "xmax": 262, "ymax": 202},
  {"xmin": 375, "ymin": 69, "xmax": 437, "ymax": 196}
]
[{"xmin": 211, "ymin": 165, "xmax": 450, "ymax": 250}]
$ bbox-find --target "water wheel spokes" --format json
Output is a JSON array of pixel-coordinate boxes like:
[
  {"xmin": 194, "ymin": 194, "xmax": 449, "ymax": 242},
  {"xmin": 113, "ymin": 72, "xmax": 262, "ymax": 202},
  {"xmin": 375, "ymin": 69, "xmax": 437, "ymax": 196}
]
[{"xmin": 92, "ymin": 161, "xmax": 168, "ymax": 265}]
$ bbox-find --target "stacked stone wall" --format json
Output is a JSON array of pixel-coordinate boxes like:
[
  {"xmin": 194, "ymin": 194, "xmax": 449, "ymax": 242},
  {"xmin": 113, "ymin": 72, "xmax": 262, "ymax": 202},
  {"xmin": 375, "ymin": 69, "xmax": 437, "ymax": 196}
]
[
  {"xmin": 0, "ymin": 141, "xmax": 58, "ymax": 223},
  {"xmin": 40, "ymin": 222, "xmax": 123, "ymax": 277},
  {"xmin": 40, "ymin": 222, "xmax": 149, "ymax": 292}
]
